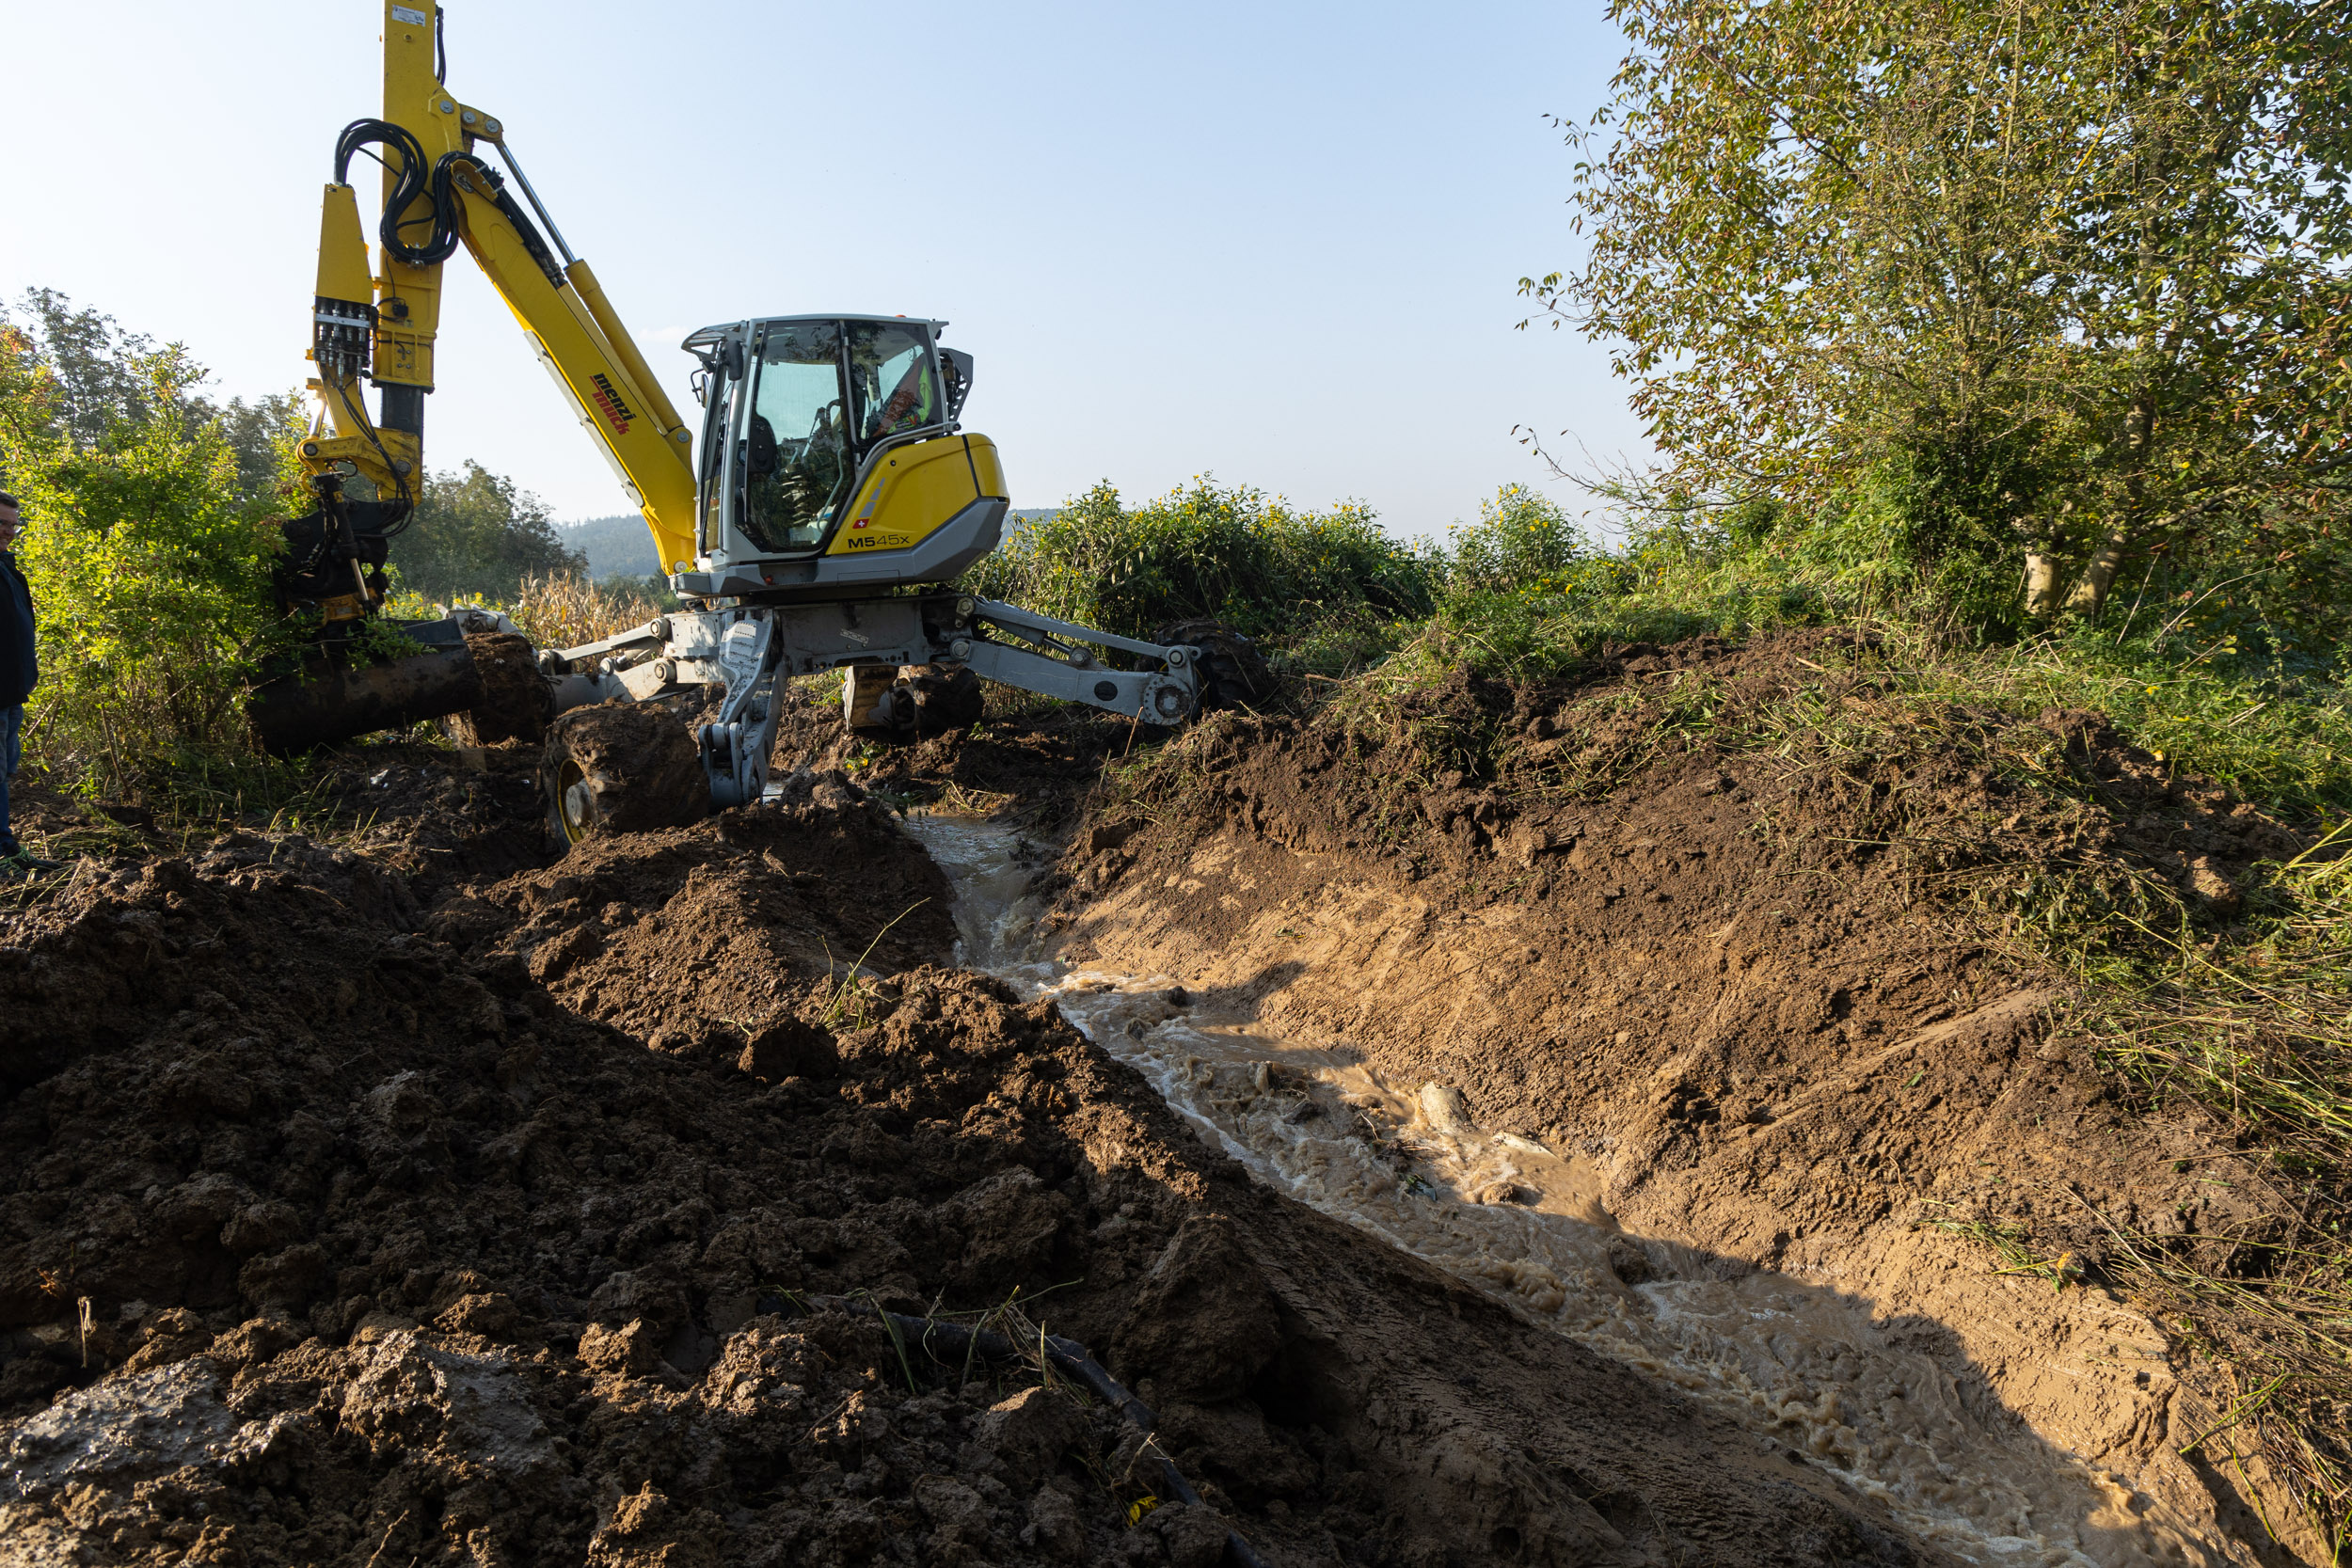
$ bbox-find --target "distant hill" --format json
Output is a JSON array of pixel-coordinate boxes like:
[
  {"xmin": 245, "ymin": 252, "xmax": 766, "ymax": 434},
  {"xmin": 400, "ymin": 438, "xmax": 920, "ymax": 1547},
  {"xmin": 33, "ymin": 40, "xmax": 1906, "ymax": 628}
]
[
  {"xmin": 562, "ymin": 514, "xmax": 662, "ymax": 581},
  {"xmin": 561, "ymin": 506, "xmax": 1061, "ymax": 579}
]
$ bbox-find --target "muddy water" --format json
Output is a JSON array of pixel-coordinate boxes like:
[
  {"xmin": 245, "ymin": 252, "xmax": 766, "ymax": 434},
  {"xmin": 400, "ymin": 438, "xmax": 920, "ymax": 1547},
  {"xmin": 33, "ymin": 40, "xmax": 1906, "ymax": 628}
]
[{"xmin": 901, "ymin": 813, "xmax": 2217, "ymax": 1568}]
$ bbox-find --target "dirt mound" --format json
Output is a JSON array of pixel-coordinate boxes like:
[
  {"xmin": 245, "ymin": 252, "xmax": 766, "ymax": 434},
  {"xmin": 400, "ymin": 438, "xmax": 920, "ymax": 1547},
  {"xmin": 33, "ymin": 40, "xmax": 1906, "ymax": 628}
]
[
  {"xmin": 771, "ymin": 681, "xmax": 1145, "ymax": 829},
  {"xmin": 0, "ymin": 756, "xmax": 1957, "ymax": 1565},
  {"xmin": 428, "ymin": 776, "xmax": 958, "ymax": 1060},
  {"xmin": 444, "ymin": 631, "xmax": 554, "ymax": 747},
  {"xmin": 1046, "ymin": 631, "xmax": 2311, "ymax": 1560}
]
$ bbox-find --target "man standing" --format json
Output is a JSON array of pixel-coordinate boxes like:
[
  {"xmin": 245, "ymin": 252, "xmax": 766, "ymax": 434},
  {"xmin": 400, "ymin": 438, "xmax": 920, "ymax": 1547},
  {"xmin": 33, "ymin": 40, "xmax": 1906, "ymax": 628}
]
[{"xmin": 0, "ymin": 492, "xmax": 60, "ymax": 879}]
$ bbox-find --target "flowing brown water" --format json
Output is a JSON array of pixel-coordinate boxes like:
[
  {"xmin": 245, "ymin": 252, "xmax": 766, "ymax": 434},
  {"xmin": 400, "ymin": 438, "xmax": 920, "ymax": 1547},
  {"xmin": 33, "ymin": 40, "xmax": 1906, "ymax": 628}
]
[{"xmin": 900, "ymin": 812, "xmax": 2219, "ymax": 1568}]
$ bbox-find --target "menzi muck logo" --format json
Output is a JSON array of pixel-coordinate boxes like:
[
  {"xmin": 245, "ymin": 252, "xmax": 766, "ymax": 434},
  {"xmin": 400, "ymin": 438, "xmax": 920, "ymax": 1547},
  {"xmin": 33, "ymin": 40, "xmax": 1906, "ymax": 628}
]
[{"xmin": 588, "ymin": 372, "xmax": 637, "ymax": 436}]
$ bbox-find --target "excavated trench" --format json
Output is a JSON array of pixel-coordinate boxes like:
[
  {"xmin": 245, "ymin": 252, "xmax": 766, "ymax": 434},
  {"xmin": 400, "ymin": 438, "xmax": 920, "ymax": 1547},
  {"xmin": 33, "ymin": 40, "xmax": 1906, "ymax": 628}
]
[
  {"xmin": 899, "ymin": 812, "xmax": 2221, "ymax": 1568},
  {"xmin": 0, "ymin": 642, "xmax": 2308, "ymax": 1566}
]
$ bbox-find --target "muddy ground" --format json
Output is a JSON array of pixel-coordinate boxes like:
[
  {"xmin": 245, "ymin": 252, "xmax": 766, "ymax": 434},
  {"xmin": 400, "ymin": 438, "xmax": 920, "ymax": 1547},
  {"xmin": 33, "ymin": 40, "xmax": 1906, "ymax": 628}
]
[
  {"xmin": 0, "ymin": 700, "xmax": 1972, "ymax": 1566},
  {"xmin": 1042, "ymin": 632, "xmax": 2325, "ymax": 1565}
]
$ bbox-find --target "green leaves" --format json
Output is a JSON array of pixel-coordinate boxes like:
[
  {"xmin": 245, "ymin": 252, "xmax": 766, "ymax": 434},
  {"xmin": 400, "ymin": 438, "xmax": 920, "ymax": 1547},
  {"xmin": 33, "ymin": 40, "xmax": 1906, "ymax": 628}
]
[
  {"xmin": 961, "ymin": 477, "xmax": 1437, "ymax": 644},
  {"xmin": 1539, "ymin": 0, "xmax": 2352, "ymax": 640},
  {"xmin": 1, "ymin": 293, "xmax": 301, "ymax": 792}
]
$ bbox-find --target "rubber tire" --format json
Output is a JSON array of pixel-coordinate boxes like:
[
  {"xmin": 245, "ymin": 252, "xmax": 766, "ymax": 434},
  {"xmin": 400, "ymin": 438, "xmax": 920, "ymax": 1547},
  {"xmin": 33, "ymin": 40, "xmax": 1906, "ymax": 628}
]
[
  {"xmin": 904, "ymin": 664, "xmax": 984, "ymax": 735},
  {"xmin": 1152, "ymin": 620, "xmax": 1273, "ymax": 712},
  {"xmin": 541, "ymin": 703, "xmax": 707, "ymax": 847}
]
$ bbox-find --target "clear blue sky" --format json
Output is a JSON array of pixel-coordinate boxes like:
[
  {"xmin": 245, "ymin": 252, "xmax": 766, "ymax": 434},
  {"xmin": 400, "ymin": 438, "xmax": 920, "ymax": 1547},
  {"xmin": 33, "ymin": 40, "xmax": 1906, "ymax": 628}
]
[{"xmin": 4, "ymin": 0, "xmax": 1645, "ymax": 540}]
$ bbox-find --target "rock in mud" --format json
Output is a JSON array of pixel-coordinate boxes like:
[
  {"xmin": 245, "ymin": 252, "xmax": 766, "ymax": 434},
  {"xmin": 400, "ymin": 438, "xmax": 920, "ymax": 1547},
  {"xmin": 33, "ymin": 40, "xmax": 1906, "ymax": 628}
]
[
  {"xmin": 736, "ymin": 1015, "xmax": 838, "ymax": 1080},
  {"xmin": 978, "ymin": 1385, "xmax": 1089, "ymax": 1488}
]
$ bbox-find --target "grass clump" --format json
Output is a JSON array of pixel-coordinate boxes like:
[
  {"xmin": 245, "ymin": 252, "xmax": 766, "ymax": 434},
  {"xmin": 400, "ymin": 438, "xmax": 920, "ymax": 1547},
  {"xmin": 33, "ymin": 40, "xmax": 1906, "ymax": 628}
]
[{"xmin": 2047, "ymin": 829, "xmax": 2352, "ymax": 1549}]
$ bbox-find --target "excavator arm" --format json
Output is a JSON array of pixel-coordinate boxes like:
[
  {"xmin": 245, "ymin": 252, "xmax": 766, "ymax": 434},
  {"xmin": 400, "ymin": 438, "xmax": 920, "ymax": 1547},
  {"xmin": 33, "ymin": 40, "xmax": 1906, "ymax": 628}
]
[{"xmin": 295, "ymin": 0, "xmax": 695, "ymax": 616}]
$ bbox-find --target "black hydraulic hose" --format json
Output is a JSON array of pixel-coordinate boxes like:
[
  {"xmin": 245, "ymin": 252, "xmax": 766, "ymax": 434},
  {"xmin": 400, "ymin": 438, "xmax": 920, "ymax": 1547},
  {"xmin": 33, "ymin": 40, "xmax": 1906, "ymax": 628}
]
[
  {"xmin": 783, "ymin": 1293, "xmax": 1271, "ymax": 1568},
  {"xmin": 333, "ymin": 119, "xmax": 463, "ymax": 267}
]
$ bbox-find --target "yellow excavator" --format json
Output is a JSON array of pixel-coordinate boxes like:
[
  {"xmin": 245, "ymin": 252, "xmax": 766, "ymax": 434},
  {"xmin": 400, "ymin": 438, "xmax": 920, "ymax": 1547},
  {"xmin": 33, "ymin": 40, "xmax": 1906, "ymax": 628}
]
[{"xmin": 251, "ymin": 0, "xmax": 1228, "ymax": 838}]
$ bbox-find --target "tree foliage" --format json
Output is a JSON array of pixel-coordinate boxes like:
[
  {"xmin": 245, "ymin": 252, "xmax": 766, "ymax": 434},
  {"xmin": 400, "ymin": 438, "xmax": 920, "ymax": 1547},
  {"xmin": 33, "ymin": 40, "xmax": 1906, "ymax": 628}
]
[
  {"xmin": 0, "ymin": 294, "xmax": 301, "ymax": 786},
  {"xmin": 1528, "ymin": 0, "xmax": 2352, "ymax": 641},
  {"xmin": 386, "ymin": 460, "xmax": 585, "ymax": 604}
]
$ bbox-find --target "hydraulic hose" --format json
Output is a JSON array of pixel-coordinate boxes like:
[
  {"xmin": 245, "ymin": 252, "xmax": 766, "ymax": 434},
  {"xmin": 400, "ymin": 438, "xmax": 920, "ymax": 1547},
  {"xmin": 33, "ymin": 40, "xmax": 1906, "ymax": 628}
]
[{"xmin": 332, "ymin": 119, "xmax": 464, "ymax": 267}]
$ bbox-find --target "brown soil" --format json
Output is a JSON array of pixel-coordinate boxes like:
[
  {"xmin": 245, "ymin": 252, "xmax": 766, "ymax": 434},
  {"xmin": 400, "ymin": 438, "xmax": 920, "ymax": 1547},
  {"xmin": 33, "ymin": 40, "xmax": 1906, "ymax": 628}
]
[
  {"xmin": 0, "ymin": 737, "xmax": 1957, "ymax": 1566},
  {"xmin": 543, "ymin": 701, "xmax": 711, "ymax": 836},
  {"xmin": 444, "ymin": 633, "xmax": 553, "ymax": 749},
  {"xmin": 1045, "ymin": 631, "xmax": 2318, "ymax": 1563}
]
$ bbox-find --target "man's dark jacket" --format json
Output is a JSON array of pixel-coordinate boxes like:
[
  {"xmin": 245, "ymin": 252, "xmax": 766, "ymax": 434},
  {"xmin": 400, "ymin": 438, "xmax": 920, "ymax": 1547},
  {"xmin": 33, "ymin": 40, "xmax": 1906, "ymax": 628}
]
[{"xmin": 0, "ymin": 550, "xmax": 35, "ymax": 707}]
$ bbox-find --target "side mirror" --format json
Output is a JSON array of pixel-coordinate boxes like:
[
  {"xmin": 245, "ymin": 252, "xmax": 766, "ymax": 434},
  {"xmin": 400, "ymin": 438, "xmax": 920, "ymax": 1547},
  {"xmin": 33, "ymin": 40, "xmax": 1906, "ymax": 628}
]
[
  {"xmin": 940, "ymin": 348, "xmax": 974, "ymax": 420},
  {"xmin": 723, "ymin": 339, "xmax": 746, "ymax": 382}
]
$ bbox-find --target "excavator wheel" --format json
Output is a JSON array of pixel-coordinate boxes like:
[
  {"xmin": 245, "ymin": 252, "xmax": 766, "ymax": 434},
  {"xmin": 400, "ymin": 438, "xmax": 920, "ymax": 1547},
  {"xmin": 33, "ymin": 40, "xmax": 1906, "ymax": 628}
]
[
  {"xmin": 1152, "ymin": 620, "xmax": 1273, "ymax": 713},
  {"xmin": 844, "ymin": 663, "xmax": 984, "ymax": 739},
  {"xmin": 903, "ymin": 664, "xmax": 985, "ymax": 734},
  {"xmin": 541, "ymin": 704, "xmax": 707, "ymax": 848}
]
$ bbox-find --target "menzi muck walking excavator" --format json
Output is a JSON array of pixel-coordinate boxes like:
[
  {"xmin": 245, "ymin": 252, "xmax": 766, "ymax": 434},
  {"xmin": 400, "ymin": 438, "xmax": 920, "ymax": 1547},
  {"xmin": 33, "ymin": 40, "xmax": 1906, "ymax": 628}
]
[{"xmin": 250, "ymin": 0, "xmax": 1241, "ymax": 843}]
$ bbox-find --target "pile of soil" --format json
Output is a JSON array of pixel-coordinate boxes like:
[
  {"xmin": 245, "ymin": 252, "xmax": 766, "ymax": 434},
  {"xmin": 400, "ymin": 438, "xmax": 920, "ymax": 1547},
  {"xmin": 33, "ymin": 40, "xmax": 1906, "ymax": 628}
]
[
  {"xmin": 0, "ymin": 740, "xmax": 1952, "ymax": 1566},
  {"xmin": 445, "ymin": 633, "xmax": 554, "ymax": 749},
  {"xmin": 1045, "ymin": 631, "xmax": 2317, "ymax": 1561}
]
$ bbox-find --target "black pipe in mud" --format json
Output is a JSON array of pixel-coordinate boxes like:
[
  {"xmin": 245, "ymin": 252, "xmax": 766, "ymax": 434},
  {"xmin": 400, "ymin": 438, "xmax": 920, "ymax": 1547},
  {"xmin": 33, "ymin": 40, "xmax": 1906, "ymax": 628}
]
[
  {"xmin": 785, "ymin": 1293, "xmax": 1272, "ymax": 1568},
  {"xmin": 248, "ymin": 639, "xmax": 485, "ymax": 753}
]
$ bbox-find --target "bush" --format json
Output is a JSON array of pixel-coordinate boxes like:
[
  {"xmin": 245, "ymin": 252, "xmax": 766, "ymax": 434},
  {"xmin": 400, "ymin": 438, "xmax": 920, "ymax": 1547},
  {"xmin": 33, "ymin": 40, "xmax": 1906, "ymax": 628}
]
[
  {"xmin": 0, "ymin": 314, "xmax": 299, "ymax": 796},
  {"xmin": 1440, "ymin": 484, "xmax": 1589, "ymax": 596},
  {"xmin": 962, "ymin": 477, "xmax": 1438, "ymax": 646}
]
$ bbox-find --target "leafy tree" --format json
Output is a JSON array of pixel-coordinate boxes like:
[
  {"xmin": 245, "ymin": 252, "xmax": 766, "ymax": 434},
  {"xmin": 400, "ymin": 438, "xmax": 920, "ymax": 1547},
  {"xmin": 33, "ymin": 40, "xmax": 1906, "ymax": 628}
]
[
  {"xmin": 12, "ymin": 288, "xmax": 305, "ymax": 513},
  {"xmin": 388, "ymin": 460, "xmax": 586, "ymax": 603},
  {"xmin": 0, "ymin": 309, "xmax": 291, "ymax": 786},
  {"xmin": 1527, "ymin": 0, "xmax": 2352, "ymax": 641}
]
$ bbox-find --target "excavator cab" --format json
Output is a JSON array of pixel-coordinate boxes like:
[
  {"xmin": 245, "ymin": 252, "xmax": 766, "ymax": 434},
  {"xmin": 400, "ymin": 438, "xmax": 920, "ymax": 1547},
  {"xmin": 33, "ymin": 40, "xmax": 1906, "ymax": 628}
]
[{"xmin": 677, "ymin": 315, "xmax": 1002, "ymax": 599}]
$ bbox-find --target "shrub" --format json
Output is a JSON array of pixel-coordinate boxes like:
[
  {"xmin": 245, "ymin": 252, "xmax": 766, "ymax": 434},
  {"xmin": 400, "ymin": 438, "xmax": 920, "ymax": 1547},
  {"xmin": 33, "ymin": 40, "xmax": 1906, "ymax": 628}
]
[
  {"xmin": 0, "ymin": 318, "xmax": 299, "ymax": 796},
  {"xmin": 1440, "ymin": 484, "xmax": 1590, "ymax": 596},
  {"xmin": 963, "ymin": 477, "xmax": 1438, "ymax": 646}
]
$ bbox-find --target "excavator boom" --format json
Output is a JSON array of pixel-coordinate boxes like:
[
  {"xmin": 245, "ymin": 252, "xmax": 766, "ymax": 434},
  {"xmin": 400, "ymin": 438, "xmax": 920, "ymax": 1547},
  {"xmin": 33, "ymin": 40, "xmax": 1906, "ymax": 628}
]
[{"xmin": 297, "ymin": 0, "xmax": 695, "ymax": 594}]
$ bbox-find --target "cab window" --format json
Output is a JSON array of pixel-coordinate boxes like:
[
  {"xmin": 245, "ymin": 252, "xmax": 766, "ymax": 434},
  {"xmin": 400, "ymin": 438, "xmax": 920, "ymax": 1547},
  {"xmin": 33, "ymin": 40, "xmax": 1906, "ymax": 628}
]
[
  {"xmin": 846, "ymin": 322, "xmax": 943, "ymax": 449},
  {"xmin": 740, "ymin": 321, "xmax": 850, "ymax": 553}
]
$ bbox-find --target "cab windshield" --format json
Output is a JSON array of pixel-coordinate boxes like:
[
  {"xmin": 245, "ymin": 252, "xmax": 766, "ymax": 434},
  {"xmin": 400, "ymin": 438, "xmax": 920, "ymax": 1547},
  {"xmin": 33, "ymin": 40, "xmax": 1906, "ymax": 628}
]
[{"xmin": 740, "ymin": 321, "xmax": 850, "ymax": 554}]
